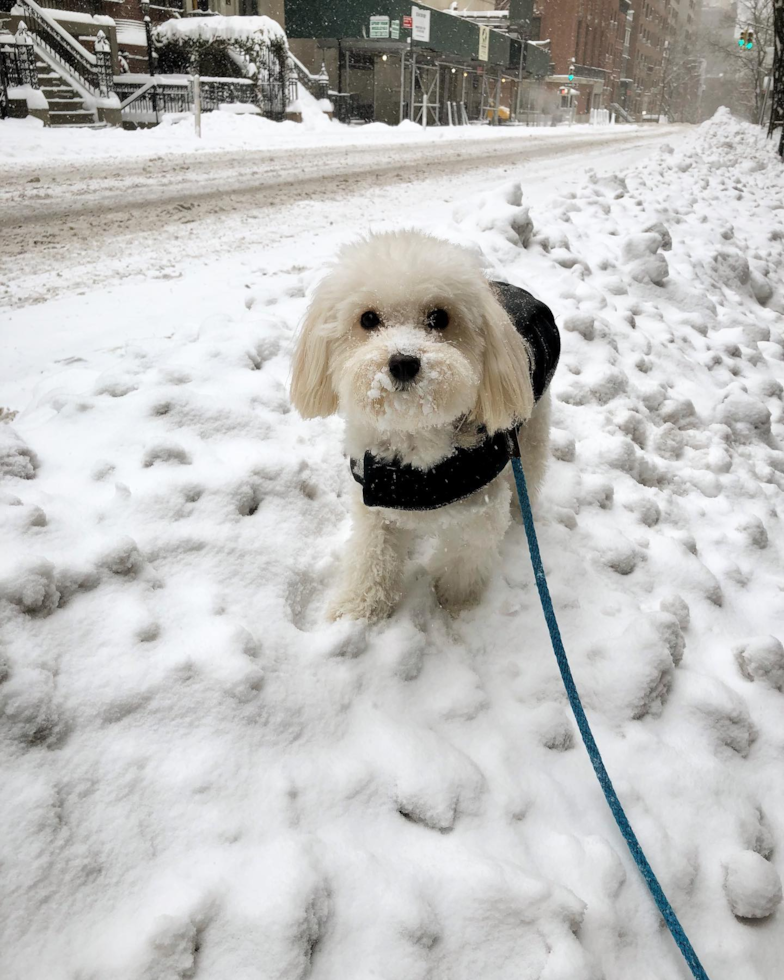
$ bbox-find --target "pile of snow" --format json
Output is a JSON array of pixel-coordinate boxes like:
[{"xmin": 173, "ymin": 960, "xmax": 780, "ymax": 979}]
[
  {"xmin": 1, "ymin": 110, "xmax": 784, "ymax": 979},
  {"xmin": 291, "ymin": 81, "xmax": 334, "ymax": 128},
  {"xmin": 6, "ymin": 84, "xmax": 48, "ymax": 111},
  {"xmin": 154, "ymin": 14, "xmax": 286, "ymax": 47}
]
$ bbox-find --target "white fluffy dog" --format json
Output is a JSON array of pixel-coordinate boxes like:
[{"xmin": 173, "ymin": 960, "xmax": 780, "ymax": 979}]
[{"xmin": 291, "ymin": 231, "xmax": 556, "ymax": 622}]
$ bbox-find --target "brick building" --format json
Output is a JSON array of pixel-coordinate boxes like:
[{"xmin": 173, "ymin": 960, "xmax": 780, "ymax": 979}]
[
  {"xmin": 533, "ymin": 0, "xmax": 632, "ymax": 118},
  {"xmin": 532, "ymin": 0, "xmax": 702, "ymax": 121}
]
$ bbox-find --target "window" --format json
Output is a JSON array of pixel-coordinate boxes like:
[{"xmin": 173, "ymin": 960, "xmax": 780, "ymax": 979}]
[{"xmin": 348, "ymin": 51, "xmax": 374, "ymax": 70}]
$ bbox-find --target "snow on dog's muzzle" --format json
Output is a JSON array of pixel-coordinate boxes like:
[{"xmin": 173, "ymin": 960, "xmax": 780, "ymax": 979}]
[{"xmin": 339, "ymin": 325, "xmax": 479, "ymax": 432}]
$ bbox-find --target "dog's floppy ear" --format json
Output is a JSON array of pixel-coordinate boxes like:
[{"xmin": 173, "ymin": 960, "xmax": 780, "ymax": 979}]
[
  {"xmin": 290, "ymin": 285, "xmax": 340, "ymax": 419},
  {"xmin": 472, "ymin": 287, "xmax": 534, "ymax": 434}
]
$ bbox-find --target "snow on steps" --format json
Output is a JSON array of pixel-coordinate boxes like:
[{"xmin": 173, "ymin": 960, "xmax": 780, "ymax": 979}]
[
  {"xmin": 0, "ymin": 110, "xmax": 783, "ymax": 980},
  {"xmin": 34, "ymin": 56, "xmax": 96, "ymax": 127}
]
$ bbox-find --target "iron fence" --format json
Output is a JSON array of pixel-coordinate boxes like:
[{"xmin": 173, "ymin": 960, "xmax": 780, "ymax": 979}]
[
  {"xmin": 1, "ymin": 27, "xmax": 39, "ymax": 85},
  {"xmin": 117, "ymin": 69, "xmax": 295, "ymax": 125},
  {"xmin": 116, "ymin": 77, "xmax": 189, "ymax": 123},
  {"xmin": 0, "ymin": 40, "xmax": 10, "ymax": 119},
  {"xmin": 1, "ymin": 29, "xmax": 41, "ymax": 118},
  {"xmin": 201, "ymin": 77, "xmax": 254, "ymax": 111}
]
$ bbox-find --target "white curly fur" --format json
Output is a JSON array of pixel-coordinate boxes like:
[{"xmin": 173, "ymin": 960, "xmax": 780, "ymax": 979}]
[{"xmin": 290, "ymin": 230, "xmax": 551, "ymax": 621}]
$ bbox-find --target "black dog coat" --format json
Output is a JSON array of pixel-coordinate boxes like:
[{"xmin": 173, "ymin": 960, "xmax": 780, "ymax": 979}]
[{"xmin": 350, "ymin": 282, "xmax": 560, "ymax": 511}]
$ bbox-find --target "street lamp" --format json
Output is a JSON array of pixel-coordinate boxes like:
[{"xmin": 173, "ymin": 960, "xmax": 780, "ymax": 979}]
[{"xmin": 141, "ymin": 0, "xmax": 155, "ymax": 76}]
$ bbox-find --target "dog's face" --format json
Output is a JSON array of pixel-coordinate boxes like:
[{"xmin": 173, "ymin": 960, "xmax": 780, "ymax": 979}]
[{"xmin": 290, "ymin": 231, "xmax": 533, "ymax": 435}]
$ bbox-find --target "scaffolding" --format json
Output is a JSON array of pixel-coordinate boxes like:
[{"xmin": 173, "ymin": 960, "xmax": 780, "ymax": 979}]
[{"xmin": 401, "ymin": 54, "xmax": 522, "ymax": 126}]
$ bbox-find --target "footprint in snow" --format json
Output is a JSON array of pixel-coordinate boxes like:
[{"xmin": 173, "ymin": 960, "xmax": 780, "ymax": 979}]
[
  {"xmin": 735, "ymin": 636, "xmax": 784, "ymax": 691},
  {"xmin": 142, "ymin": 443, "xmax": 192, "ymax": 468}
]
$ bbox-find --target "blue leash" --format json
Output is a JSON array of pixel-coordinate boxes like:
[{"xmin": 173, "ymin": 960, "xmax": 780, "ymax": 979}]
[{"xmin": 511, "ymin": 456, "xmax": 711, "ymax": 980}]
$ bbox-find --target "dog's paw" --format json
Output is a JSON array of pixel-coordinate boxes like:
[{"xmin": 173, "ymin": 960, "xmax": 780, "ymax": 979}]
[
  {"xmin": 327, "ymin": 590, "xmax": 396, "ymax": 623},
  {"xmin": 434, "ymin": 579, "xmax": 484, "ymax": 616}
]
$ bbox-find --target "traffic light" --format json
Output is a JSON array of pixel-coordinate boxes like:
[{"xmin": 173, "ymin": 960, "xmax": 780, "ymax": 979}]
[
  {"xmin": 746, "ymin": 31, "xmax": 754, "ymax": 49},
  {"xmin": 738, "ymin": 30, "xmax": 746, "ymax": 47},
  {"xmin": 568, "ymin": 62, "xmax": 575, "ymax": 82}
]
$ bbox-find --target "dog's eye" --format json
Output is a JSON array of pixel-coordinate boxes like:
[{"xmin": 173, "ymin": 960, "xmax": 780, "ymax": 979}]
[
  {"xmin": 360, "ymin": 310, "xmax": 381, "ymax": 330},
  {"xmin": 426, "ymin": 309, "xmax": 449, "ymax": 331}
]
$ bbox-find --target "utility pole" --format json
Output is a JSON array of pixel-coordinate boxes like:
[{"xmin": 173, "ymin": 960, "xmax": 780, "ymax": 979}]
[{"xmin": 769, "ymin": 0, "xmax": 784, "ymax": 157}]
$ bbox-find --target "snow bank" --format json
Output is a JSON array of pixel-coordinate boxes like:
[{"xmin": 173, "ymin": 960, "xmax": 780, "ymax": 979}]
[
  {"xmin": 1, "ymin": 111, "xmax": 783, "ymax": 979},
  {"xmin": 0, "ymin": 112, "xmax": 636, "ymax": 165}
]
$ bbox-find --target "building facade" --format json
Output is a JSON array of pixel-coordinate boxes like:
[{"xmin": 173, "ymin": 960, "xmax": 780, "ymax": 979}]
[
  {"xmin": 284, "ymin": 0, "xmax": 550, "ymax": 126},
  {"xmin": 533, "ymin": 0, "xmax": 702, "ymax": 121},
  {"xmin": 534, "ymin": 0, "xmax": 632, "ymax": 117},
  {"xmin": 624, "ymin": 0, "xmax": 668, "ymax": 117}
]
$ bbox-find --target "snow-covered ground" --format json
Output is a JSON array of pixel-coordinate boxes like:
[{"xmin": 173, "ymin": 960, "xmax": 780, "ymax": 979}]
[{"xmin": 1, "ymin": 110, "xmax": 784, "ymax": 979}]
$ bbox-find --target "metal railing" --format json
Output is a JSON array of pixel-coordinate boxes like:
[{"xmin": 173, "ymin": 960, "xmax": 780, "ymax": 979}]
[
  {"xmin": 116, "ymin": 74, "xmax": 265, "ymax": 124},
  {"xmin": 1, "ymin": 26, "xmax": 39, "ymax": 87},
  {"xmin": 609, "ymin": 101, "xmax": 634, "ymax": 123},
  {"xmin": 1, "ymin": 23, "xmax": 40, "ymax": 118},
  {"xmin": 288, "ymin": 51, "xmax": 329, "ymax": 100},
  {"xmin": 115, "ymin": 76, "xmax": 188, "ymax": 122},
  {"xmin": 0, "ymin": 37, "xmax": 12, "ymax": 119},
  {"xmin": 13, "ymin": 0, "xmax": 113, "ymax": 97}
]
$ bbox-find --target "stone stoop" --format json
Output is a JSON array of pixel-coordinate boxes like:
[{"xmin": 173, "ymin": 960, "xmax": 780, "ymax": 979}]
[{"xmin": 35, "ymin": 58, "xmax": 98, "ymax": 126}]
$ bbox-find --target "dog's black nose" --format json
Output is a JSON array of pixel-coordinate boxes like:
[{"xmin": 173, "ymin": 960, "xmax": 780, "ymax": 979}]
[{"xmin": 389, "ymin": 353, "xmax": 420, "ymax": 383}]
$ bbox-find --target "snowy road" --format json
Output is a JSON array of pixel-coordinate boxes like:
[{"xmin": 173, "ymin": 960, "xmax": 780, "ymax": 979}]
[{"xmin": 0, "ymin": 126, "xmax": 683, "ymax": 310}]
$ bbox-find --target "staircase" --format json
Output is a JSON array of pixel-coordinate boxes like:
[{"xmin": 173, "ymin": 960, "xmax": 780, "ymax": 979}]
[
  {"xmin": 35, "ymin": 55, "xmax": 96, "ymax": 126},
  {"xmin": 609, "ymin": 102, "xmax": 634, "ymax": 124},
  {"xmin": 5, "ymin": 0, "xmax": 119, "ymax": 127}
]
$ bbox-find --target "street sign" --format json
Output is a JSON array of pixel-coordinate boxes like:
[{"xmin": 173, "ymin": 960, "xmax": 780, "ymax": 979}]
[
  {"xmin": 390, "ymin": 19, "xmax": 400, "ymax": 39},
  {"xmin": 402, "ymin": 15, "xmax": 412, "ymax": 29},
  {"xmin": 369, "ymin": 15, "xmax": 390, "ymax": 39},
  {"xmin": 412, "ymin": 6, "xmax": 430, "ymax": 42},
  {"xmin": 478, "ymin": 24, "xmax": 489, "ymax": 62}
]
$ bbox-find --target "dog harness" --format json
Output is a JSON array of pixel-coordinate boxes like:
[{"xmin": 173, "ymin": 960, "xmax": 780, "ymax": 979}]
[{"xmin": 350, "ymin": 282, "xmax": 560, "ymax": 512}]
